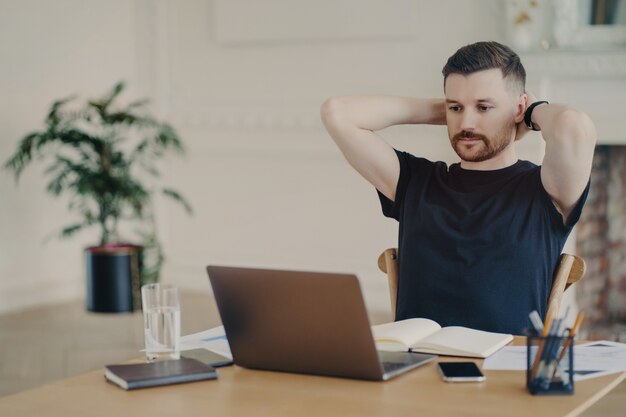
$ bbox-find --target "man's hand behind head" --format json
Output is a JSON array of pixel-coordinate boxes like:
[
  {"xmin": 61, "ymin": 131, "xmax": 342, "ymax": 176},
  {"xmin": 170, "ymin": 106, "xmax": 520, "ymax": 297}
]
[{"xmin": 515, "ymin": 91, "xmax": 536, "ymax": 141}]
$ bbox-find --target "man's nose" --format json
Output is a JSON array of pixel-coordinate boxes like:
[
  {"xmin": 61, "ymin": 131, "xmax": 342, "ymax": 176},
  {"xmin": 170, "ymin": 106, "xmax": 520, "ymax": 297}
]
[{"xmin": 460, "ymin": 110, "xmax": 477, "ymax": 131}]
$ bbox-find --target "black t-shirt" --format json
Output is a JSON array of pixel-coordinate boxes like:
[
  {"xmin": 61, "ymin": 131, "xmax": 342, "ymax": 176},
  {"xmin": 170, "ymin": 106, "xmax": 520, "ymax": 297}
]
[{"xmin": 377, "ymin": 150, "xmax": 589, "ymax": 335}]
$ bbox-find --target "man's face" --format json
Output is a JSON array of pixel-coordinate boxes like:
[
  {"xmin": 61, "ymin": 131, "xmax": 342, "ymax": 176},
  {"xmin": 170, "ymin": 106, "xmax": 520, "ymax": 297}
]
[{"xmin": 444, "ymin": 68, "xmax": 524, "ymax": 163}]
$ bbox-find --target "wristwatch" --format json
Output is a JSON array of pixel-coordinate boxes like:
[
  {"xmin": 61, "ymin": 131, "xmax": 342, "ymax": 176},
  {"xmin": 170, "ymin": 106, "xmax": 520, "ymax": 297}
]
[{"xmin": 524, "ymin": 100, "xmax": 549, "ymax": 131}]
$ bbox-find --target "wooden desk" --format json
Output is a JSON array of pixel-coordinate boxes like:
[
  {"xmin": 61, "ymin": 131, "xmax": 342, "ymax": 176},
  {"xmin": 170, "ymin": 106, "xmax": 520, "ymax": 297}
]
[{"xmin": 0, "ymin": 338, "xmax": 623, "ymax": 417}]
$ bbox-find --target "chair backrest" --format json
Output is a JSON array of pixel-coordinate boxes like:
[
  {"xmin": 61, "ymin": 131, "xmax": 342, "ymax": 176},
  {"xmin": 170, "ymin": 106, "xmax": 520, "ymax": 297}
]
[
  {"xmin": 377, "ymin": 248, "xmax": 399, "ymax": 316},
  {"xmin": 546, "ymin": 254, "xmax": 586, "ymax": 319},
  {"xmin": 377, "ymin": 248, "xmax": 586, "ymax": 322}
]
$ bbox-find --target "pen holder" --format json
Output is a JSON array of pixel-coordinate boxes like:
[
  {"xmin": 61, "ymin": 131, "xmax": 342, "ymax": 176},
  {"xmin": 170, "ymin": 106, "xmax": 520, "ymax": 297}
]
[{"xmin": 526, "ymin": 331, "xmax": 574, "ymax": 395}]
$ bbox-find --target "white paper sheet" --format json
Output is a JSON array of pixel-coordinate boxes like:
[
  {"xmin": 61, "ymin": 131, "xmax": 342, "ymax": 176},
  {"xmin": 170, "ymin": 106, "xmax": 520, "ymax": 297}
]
[
  {"xmin": 179, "ymin": 325, "xmax": 232, "ymax": 359},
  {"xmin": 482, "ymin": 340, "xmax": 626, "ymax": 381},
  {"xmin": 137, "ymin": 325, "xmax": 233, "ymax": 359}
]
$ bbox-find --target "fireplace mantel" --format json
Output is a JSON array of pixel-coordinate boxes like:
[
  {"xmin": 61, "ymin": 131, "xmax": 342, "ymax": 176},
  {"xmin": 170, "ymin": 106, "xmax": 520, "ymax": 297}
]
[{"xmin": 521, "ymin": 48, "xmax": 626, "ymax": 145}]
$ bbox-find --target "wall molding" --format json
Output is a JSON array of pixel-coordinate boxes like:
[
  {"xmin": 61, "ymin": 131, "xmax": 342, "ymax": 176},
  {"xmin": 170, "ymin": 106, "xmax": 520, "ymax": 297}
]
[
  {"xmin": 522, "ymin": 49, "xmax": 626, "ymax": 78},
  {"xmin": 170, "ymin": 105, "xmax": 322, "ymax": 131},
  {"xmin": 522, "ymin": 49, "xmax": 626, "ymax": 145}
]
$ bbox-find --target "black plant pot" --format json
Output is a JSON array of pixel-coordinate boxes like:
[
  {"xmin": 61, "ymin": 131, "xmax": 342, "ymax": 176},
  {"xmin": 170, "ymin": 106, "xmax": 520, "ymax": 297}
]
[{"xmin": 85, "ymin": 244, "xmax": 142, "ymax": 313}]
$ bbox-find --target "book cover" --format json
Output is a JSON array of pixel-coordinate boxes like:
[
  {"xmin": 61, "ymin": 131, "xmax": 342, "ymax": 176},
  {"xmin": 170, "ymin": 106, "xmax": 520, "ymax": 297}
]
[{"xmin": 104, "ymin": 358, "xmax": 218, "ymax": 390}]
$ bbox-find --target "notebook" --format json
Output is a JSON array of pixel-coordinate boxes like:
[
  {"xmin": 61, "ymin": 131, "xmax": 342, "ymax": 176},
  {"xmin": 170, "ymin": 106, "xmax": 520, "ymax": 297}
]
[
  {"xmin": 104, "ymin": 358, "xmax": 218, "ymax": 390},
  {"xmin": 372, "ymin": 318, "xmax": 513, "ymax": 358},
  {"xmin": 206, "ymin": 265, "xmax": 436, "ymax": 381}
]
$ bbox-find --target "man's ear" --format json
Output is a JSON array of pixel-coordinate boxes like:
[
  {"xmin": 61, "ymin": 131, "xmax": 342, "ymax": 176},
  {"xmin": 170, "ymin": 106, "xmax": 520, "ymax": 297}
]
[{"xmin": 514, "ymin": 93, "xmax": 528, "ymax": 123}]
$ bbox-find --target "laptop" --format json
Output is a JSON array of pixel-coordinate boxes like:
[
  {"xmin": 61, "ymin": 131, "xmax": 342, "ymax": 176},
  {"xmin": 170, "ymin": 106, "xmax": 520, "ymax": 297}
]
[{"xmin": 206, "ymin": 265, "xmax": 436, "ymax": 381}]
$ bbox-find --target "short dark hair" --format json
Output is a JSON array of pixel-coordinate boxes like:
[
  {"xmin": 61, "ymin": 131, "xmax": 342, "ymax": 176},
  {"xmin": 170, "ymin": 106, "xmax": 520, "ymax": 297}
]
[{"xmin": 442, "ymin": 41, "xmax": 526, "ymax": 93}]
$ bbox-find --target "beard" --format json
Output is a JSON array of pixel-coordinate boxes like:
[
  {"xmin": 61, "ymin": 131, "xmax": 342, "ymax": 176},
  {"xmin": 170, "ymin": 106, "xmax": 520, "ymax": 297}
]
[{"xmin": 450, "ymin": 119, "xmax": 516, "ymax": 163}]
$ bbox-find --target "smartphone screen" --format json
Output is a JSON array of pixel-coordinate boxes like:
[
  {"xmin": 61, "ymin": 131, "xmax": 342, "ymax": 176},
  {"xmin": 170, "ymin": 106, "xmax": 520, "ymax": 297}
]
[
  {"xmin": 437, "ymin": 362, "xmax": 485, "ymax": 382},
  {"xmin": 181, "ymin": 348, "xmax": 234, "ymax": 367}
]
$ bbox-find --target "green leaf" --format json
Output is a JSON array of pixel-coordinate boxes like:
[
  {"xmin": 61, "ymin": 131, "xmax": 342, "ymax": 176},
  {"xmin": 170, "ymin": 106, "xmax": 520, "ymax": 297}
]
[
  {"xmin": 125, "ymin": 98, "xmax": 150, "ymax": 110},
  {"xmin": 156, "ymin": 123, "xmax": 184, "ymax": 152},
  {"xmin": 46, "ymin": 169, "xmax": 70, "ymax": 195},
  {"xmin": 59, "ymin": 223, "xmax": 86, "ymax": 239},
  {"xmin": 4, "ymin": 133, "xmax": 38, "ymax": 179},
  {"xmin": 88, "ymin": 81, "xmax": 125, "ymax": 121},
  {"xmin": 162, "ymin": 188, "xmax": 193, "ymax": 215},
  {"xmin": 46, "ymin": 95, "xmax": 77, "ymax": 127}
]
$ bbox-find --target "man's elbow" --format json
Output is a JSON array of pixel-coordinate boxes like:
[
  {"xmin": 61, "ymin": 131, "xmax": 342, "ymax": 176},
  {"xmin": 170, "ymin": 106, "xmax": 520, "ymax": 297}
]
[
  {"xmin": 320, "ymin": 97, "xmax": 345, "ymax": 126},
  {"xmin": 553, "ymin": 109, "xmax": 597, "ymax": 151},
  {"xmin": 554, "ymin": 109, "xmax": 597, "ymax": 141}
]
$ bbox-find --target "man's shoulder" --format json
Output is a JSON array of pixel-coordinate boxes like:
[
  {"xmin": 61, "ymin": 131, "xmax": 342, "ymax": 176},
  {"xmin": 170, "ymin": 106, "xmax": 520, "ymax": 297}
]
[
  {"xmin": 511, "ymin": 160, "xmax": 543, "ymax": 183},
  {"xmin": 395, "ymin": 149, "xmax": 448, "ymax": 171},
  {"xmin": 517, "ymin": 159, "xmax": 540, "ymax": 170}
]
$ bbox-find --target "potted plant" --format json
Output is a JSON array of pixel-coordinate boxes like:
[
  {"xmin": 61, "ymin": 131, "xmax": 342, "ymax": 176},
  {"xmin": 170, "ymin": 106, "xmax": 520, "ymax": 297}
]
[{"xmin": 4, "ymin": 81, "xmax": 192, "ymax": 312}]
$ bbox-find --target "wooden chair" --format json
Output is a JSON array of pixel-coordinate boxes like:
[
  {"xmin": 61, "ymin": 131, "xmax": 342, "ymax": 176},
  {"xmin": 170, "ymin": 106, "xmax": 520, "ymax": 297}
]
[{"xmin": 377, "ymin": 248, "xmax": 586, "ymax": 321}]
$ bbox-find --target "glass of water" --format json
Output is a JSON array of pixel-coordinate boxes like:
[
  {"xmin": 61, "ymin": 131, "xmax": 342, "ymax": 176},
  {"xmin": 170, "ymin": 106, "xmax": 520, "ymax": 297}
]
[{"xmin": 141, "ymin": 283, "xmax": 181, "ymax": 362}]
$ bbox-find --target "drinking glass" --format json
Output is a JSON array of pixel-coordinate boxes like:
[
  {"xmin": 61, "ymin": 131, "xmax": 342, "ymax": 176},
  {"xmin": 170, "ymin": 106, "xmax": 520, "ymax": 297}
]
[{"xmin": 141, "ymin": 283, "xmax": 181, "ymax": 362}]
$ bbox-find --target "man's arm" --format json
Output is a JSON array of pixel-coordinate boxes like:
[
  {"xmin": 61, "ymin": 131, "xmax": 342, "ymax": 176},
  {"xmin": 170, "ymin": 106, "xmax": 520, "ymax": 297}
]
[
  {"xmin": 320, "ymin": 96, "xmax": 446, "ymax": 201},
  {"xmin": 526, "ymin": 97, "xmax": 597, "ymax": 224}
]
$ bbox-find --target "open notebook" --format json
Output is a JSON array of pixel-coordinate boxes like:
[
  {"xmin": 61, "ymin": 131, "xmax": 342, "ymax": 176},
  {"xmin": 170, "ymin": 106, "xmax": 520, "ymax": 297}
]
[{"xmin": 372, "ymin": 318, "xmax": 513, "ymax": 358}]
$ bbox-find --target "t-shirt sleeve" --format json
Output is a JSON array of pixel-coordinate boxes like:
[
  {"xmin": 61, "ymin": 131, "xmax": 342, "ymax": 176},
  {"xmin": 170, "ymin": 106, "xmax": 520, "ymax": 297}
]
[
  {"xmin": 565, "ymin": 180, "xmax": 590, "ymax": 228},
  {"xmin": 538, "ymin": 175, "xmax": 591, "ymax": 232},
  {"xmin": 376, "ymin": 149, "xmax": 411, "ymax": 221}
]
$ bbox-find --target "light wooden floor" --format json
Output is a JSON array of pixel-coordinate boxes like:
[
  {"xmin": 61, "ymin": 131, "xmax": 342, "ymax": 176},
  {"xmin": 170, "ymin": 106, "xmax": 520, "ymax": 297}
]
[
  {"xmin": 0, "ymin": 291, "xmax": 222, "ymax": 397},
  {"xmin": 0, "ymin": 293, "xmax": 624, "ymax": 416}
]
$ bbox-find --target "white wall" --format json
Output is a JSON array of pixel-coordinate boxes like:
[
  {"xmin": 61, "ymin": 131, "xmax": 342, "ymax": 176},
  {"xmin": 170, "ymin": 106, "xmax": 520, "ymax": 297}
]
[
  {"xmin": 1, "ymin": 0, "xmax": 549, "ymax": 315},
  {"xmin": 0, "ymin": 0, "xmax": 140, "ymax": 312},
  {"xmin": 152, "ymin": 0, "xmax": 518, "ymax": 318}
]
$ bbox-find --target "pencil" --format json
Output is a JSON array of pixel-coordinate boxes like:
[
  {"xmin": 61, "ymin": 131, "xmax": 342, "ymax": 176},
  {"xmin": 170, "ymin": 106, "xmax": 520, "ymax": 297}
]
[
  {"xmin": 537, "ymin": 317, "xmax": 562, "ymax": 383},
  {"xmin": 530, "ymin": 310, "xmax": 553, "ymax": 379},
  {"xmin": 551, "ymin": 311, "xmax": 585, "ymax": 378}
]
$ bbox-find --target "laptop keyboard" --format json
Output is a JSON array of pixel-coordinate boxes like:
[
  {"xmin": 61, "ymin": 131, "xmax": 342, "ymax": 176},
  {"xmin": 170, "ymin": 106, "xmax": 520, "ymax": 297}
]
[{"xmin": 382, "ymin": 361, "xmax": 411, "ymax": 373}]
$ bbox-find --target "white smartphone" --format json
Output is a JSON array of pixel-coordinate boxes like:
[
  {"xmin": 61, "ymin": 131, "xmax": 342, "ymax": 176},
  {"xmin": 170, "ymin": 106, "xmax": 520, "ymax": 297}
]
[{"xmin": 437, "ymin": 362, "xmax": 485, "ymax": 382}]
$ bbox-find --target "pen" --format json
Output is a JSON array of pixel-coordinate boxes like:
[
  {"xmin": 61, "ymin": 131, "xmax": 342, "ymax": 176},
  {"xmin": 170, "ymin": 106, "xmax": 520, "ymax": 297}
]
[
  {"xmin": 551, "ymin": 311, "xmax": 585, "ymax": 379},
  {"xmin": 530, "ymin": 310, "xmax": 552, "ymax": 379},
  {"xmin": 538, "ymin": 317, "xmax": 563, "ymax": 384},
  {"xmin": 529, "ymin": 310, "xmax": 543, "ymax": 334},
  {"xmin": 536, "ymin": 308, "xmax": 569, "ymax": 384},
  {"xmin": 545, "ymin": 310, "xmax": 570, "ymax": 372},
  {"xmin": 536, "ymin": 317, "xmax": 562, "ymax": 384}
]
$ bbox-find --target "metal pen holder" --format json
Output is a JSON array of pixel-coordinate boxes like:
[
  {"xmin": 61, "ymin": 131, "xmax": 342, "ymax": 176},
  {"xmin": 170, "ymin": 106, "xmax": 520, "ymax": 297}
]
[{"xmin": 526, "ymin": 331, "xmax": 574, "ymax": 395}]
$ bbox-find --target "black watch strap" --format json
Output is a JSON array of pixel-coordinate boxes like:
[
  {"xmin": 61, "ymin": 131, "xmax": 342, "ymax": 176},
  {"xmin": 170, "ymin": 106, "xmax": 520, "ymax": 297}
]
[{"xmin": 524, "ymin": 100, "xmax": 549, "ymax": 131}]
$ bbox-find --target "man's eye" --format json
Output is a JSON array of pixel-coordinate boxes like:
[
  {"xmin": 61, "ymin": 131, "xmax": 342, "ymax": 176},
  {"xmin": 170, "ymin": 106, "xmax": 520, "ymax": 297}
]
[
  {"xmin": 448, "ymin": 106, "xmax": 461, "ymax": 112},
  {"xmin": 478, "ymin": 105, "xmax": 491, "ymax": 111}
]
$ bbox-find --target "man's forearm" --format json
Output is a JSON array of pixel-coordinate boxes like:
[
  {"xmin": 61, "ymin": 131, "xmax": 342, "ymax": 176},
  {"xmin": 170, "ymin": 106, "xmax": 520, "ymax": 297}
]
[
  {"xmin": 322, "ymin": 96, "xmax": 446, "ymax": 132},
  {"xmin": 320, "ymin": 95, "xmax": 446, "ymax": 200}
]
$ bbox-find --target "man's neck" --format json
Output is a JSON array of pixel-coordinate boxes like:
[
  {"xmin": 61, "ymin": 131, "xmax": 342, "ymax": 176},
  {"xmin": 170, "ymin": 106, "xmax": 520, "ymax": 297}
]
[{"xmin": 459, "ymin": 147, "xmax": 518, "ymax": 171}]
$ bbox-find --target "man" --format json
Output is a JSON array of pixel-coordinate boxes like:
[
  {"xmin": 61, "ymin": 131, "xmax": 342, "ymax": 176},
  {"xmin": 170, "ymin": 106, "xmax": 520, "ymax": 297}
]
[{"xmin": 320, "ymin": 41, "xmax": 596, "ymax": 334}]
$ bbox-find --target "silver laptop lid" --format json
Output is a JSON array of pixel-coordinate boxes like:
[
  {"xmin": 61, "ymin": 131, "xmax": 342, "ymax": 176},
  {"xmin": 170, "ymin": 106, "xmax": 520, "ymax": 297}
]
[{"xmin": 206, "ymin": 265, "xmax": 386, "ymax": 380}]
